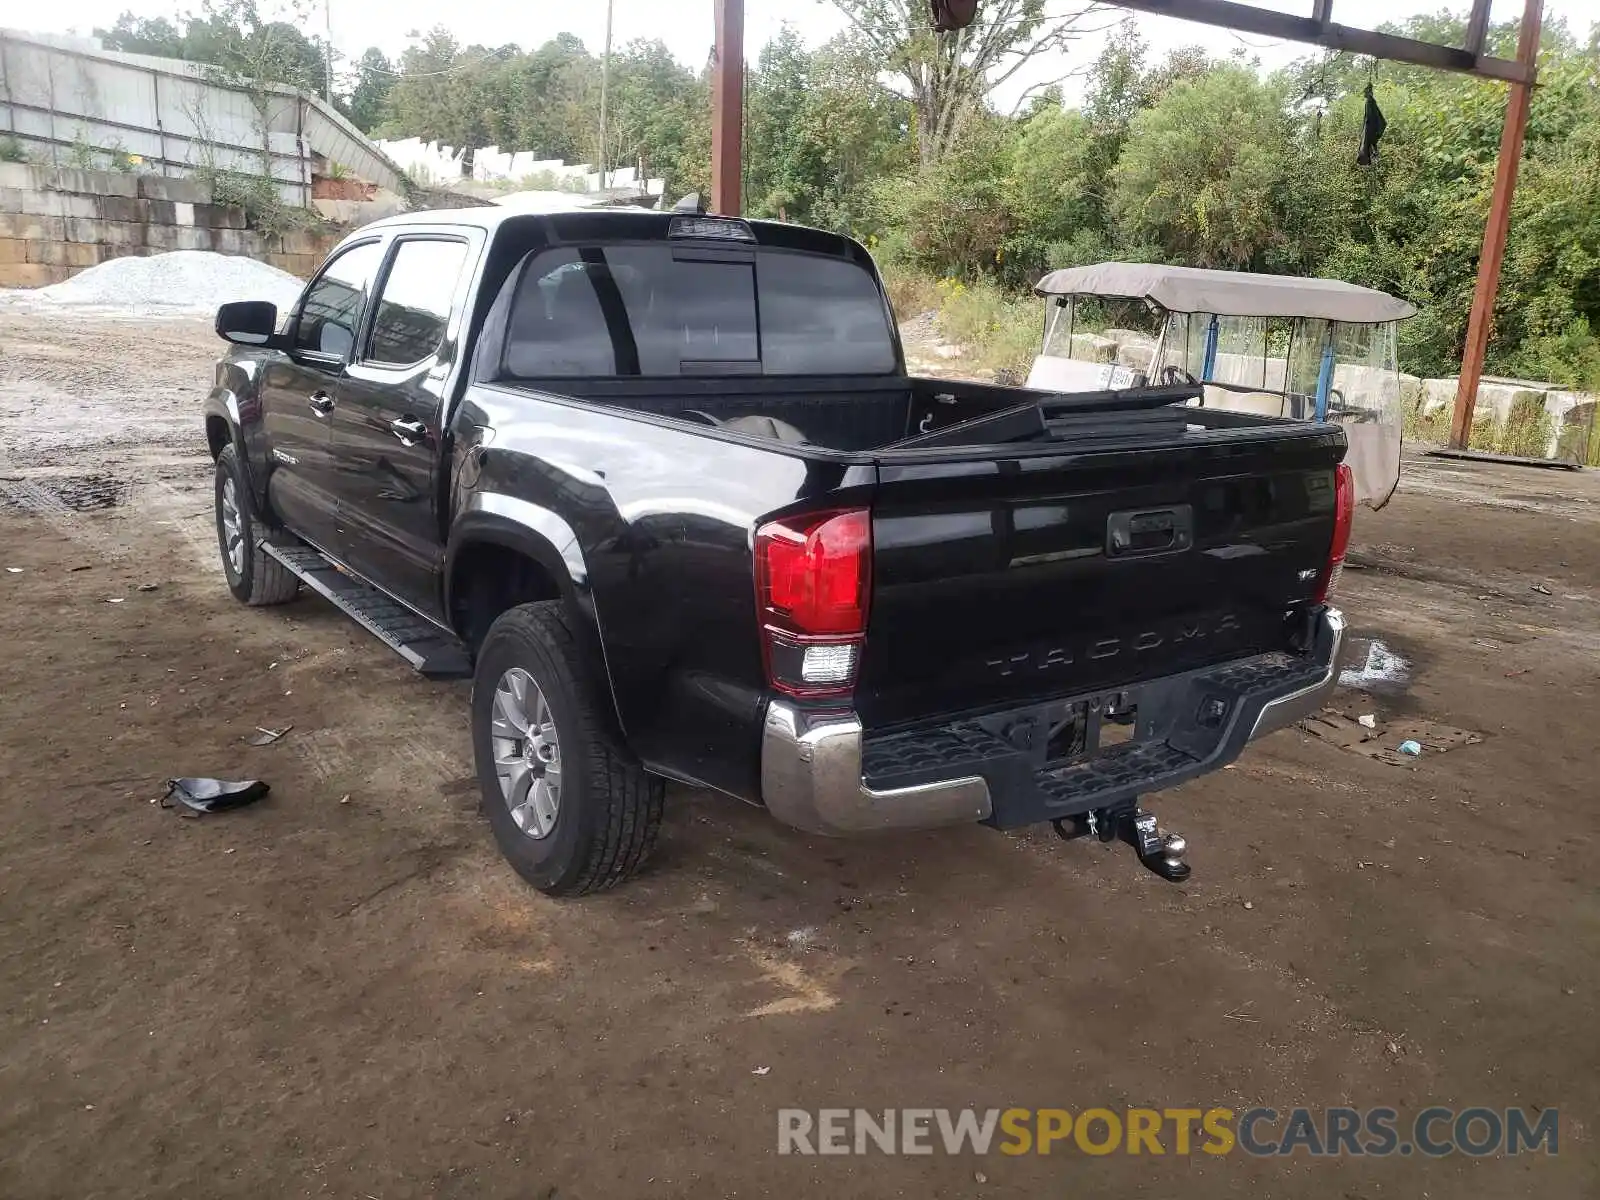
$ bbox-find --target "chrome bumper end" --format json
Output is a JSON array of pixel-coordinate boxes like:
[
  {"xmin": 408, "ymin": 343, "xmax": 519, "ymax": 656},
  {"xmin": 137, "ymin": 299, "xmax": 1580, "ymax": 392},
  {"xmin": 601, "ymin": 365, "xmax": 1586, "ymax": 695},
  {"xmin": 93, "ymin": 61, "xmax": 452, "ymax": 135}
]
[
  {"xmin": 1248, "ymin": 607, "xmax": 1346, "ymax": 740},
  {"xmin": 760, "ymin": 702, "xmax": 992, "ymax": 837}
]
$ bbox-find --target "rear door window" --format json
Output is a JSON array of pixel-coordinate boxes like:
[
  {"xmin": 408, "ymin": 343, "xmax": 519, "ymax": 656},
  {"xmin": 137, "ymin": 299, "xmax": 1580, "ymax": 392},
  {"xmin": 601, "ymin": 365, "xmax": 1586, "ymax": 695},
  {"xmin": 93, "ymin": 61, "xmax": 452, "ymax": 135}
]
[
  {"xmin": 366, "ymin": 238, "xmax": 470, "ymax": 367},
  {"xmin": 500, "ymin": 243, "xmax": 894, "ymax": 377}
]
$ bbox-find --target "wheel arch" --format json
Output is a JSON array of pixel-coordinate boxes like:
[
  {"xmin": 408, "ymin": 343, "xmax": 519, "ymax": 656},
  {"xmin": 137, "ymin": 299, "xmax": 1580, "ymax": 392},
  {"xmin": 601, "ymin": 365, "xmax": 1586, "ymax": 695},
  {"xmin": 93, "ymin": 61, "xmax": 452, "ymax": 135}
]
[
  {"xmin": 203, "ymin": 389, "xmax": 270, "ymax": 514},
  {"xmin": 446, "ymin": 497, "xmax": 626, "ymax": 736}
]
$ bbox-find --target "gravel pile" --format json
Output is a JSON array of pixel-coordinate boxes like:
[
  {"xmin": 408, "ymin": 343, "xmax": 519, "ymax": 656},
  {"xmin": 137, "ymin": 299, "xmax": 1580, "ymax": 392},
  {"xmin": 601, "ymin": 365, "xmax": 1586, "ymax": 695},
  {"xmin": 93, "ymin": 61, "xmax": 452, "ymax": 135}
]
[{"xmin": 9, "ymin": 251, "xmax": 304, "ymax": 315}]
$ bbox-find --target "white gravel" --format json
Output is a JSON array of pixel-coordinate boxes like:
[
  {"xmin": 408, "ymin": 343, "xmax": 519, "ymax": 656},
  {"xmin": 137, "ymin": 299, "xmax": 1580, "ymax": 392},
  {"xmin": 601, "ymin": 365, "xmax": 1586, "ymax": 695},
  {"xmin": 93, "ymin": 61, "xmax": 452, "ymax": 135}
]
[{"xmin": 0, "ymin": 251, "xmax": 304, "ymax": 316}]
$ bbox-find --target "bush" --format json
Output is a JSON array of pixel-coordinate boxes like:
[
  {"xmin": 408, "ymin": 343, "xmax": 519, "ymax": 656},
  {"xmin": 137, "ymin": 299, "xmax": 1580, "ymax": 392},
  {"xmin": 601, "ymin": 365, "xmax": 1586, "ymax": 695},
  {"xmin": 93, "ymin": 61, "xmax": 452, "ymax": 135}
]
[
  {"xmin": 935, "ymin": 277, "xmax": 1041, "ymax": 378},
  {"xmin": 0, "ymin": 136, "xmax": 26, "ymax": 164},
  {"xmin": 197, "ymin": 167, "xmax": 322, "ymax": 237},
  {"xmin": 877, "ymin": 264, "xmax": 941, "ymax": 321}
]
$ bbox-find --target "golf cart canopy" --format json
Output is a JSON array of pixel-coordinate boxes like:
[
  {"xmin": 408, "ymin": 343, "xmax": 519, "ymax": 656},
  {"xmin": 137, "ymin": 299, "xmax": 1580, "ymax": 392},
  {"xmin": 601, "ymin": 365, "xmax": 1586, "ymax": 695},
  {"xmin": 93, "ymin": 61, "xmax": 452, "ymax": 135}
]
[{"xmin": 1034, "ymin": 263, "xmax": 1416, "ymax": 324}]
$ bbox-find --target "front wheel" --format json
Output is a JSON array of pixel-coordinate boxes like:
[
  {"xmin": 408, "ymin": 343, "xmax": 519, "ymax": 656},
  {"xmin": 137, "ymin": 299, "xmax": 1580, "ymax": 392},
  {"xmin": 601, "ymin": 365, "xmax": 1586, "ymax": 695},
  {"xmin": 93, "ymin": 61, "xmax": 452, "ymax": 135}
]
[
  {"xmin": 214, "ymin": 444, "xmax": 299, "ymax": 606},
  {"xmin": 472, "ymin": 601, "xmax": 664, "ymax": 895}
]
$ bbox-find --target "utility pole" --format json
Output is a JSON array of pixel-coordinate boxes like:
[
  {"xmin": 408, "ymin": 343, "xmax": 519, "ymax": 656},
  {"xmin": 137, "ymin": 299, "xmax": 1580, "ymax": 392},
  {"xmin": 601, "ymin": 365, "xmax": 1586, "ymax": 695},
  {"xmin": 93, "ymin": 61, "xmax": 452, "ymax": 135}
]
[
  {"xmin": 323, "ymin": 0, "xmax": 333, "ymax": 105},
  {"xmin": 711, "ymin": 0, "xmax": 743, "ymax": 214},
  {"xmin": 598, "ymin": 0, "xmax": 614, "ymax": 192},
  {"xmin": 1450, "ymin": 0, "xmax": 1543, "ymax": 449}
]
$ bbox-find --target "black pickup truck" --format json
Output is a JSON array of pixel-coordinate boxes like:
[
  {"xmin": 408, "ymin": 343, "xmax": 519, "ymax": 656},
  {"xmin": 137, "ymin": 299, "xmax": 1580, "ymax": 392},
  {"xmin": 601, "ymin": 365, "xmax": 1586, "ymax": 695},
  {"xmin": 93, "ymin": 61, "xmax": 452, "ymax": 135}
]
[{"xmin": 204, "ymin": 206, "xmax": 1351, "ymax": 894}]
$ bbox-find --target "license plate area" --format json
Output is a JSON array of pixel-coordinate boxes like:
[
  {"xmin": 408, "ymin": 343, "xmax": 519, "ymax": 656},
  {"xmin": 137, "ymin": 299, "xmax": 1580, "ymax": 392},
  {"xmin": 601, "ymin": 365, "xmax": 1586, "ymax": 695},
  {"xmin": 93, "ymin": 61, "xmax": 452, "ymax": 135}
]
[{"xmin": 1041, "ymin": 692, "xmax": 1139, "ymax": 767}]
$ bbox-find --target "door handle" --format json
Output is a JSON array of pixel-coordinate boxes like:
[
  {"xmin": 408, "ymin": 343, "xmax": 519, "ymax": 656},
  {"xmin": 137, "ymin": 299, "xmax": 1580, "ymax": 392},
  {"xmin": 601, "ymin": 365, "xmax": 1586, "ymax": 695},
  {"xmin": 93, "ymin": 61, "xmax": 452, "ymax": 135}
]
[
  {"xmin": 390, "ymin": 416, "xmax": 428, "ymax": 446},
  {"xmin": 308, "ymin": 392, "xmax": 335, "ymax": 416}
]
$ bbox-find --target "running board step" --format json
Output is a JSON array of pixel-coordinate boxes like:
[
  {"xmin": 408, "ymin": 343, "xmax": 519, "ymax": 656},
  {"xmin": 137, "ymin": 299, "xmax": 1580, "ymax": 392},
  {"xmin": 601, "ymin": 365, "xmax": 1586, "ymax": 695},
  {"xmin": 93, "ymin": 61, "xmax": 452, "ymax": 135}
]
[{"xmin": 262, "ymin": 539, "xmax": 472, "ymax": 680}]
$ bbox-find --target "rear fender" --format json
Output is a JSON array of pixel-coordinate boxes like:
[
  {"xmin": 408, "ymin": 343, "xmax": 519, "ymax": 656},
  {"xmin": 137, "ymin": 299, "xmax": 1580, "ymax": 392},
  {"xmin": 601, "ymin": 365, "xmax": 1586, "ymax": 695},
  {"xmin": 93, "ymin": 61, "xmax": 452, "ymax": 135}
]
[{"xmin": 447, "ymin": 492, "xmax": 626, "ymax": 735}]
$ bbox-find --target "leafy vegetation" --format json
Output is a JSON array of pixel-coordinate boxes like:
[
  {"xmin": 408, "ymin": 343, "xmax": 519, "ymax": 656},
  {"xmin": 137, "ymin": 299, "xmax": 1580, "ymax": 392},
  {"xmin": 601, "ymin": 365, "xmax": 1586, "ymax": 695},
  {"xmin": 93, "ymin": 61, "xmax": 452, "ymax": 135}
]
[{"xmin": 194, "ymin": 166, "xmax": 323, "ymax": 236}]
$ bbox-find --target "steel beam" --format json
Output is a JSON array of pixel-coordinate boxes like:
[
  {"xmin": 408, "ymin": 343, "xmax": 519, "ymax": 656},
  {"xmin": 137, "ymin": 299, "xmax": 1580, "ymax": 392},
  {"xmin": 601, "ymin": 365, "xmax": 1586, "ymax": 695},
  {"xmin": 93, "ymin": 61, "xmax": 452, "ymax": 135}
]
[
  {"xmin": 711, "ymin": 0, "xmax": 744, "ymax": 215},
  {"xmin": 1105, "ymin": 0, "xmax": 1532, "ymax": 82},
  {"xmin": 1451, "ymin": 0, "xmax": 1545, "ymax": 449},
  {"xmin": 1463, "ymin": 0, "xmax": 1493, "ymax": 57}
]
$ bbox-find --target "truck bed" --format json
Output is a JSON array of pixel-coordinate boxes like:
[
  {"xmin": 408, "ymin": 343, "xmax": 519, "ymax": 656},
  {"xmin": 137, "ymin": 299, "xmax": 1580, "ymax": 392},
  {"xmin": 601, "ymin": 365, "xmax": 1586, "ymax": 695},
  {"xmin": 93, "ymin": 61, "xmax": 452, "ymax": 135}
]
[{"xmin": 492, "ymin": 373, "xmax": 1289, "ymax": 455}]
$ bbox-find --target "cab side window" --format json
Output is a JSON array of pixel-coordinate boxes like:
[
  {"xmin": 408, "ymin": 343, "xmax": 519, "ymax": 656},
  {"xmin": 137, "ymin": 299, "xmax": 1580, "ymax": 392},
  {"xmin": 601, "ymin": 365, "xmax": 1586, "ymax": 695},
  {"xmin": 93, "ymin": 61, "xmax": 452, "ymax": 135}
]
[
  {"xmin": 367, "ymin": 239, "xmax": 471, "ymax": 367},
  {"xmin": 293, "ymin": 241, "xmax": 384, "ymax": 359}
]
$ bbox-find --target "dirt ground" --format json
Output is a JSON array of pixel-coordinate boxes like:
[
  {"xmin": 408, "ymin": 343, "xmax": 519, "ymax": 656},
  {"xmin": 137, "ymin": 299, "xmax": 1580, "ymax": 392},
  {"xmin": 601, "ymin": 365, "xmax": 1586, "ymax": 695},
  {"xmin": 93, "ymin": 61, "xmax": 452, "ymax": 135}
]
[{"xmin": 1, "ymin": 308, "xmax": 1597, "ymax": 1199}]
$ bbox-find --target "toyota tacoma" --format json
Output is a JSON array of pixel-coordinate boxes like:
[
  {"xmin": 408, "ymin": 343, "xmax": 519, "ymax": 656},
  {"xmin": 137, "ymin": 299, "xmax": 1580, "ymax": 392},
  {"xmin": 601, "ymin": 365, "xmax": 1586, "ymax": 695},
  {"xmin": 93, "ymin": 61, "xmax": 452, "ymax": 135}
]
[{"xmin": 203, "ymin": 205, "xmax": 1351, "ymax": 894}]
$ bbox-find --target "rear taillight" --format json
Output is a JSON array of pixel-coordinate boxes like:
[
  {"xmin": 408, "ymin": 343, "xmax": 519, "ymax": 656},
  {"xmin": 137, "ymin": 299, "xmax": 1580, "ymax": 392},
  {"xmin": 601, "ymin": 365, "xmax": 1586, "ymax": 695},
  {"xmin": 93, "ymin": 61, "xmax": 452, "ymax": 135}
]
[
  {"xmin": 754, "ymin": 509, "xmax": 871, "ymax": 697},
  {"xmin": 1314, "ymin": 462, "xmax": 1355, "ymax": 603}
]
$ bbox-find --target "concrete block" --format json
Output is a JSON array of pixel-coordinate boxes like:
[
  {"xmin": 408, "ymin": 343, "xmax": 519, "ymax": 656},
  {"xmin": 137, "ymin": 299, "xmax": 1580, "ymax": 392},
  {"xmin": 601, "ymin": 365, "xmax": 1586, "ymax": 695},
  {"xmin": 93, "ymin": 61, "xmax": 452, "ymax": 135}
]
[
  {"xmin": 1476, "ymin": 382, "xmax": 1542, "ymax": 426},
  {"xmin": 268, "ymin": 252, "xmax": 319, "ymax": 278},
  {"xmin": 42, "ymin": 167, "xmax": 140, "ymax": 198},
  {"xmin": 279, "ymin": 229, "xmax": 323, "ymax": 256},
  {"xmin": 175, "ymin": 201, "xmax": 195, "ymax": 226},
  {"xmin": 195, "ymin": 203, "xmax": 246, "ymax": 230},
  {"xmin": 1398, "ymin": 373, "xmax": 1424, "ymax": 411},
  {"xmin": 138, "ymin": 175, "xmax": 212, "ymax": 205},
  {"xmin": 17, "ymin": 190, "xmax": 60, "ymax": 216},
  {"xmin": 0, "ymin": 262, "xmax": 69, "ymax": 288},
  {"xmin": 143, "ymin": 223, "xmax": 178, "ymax": 251},
  {"xmin": 1421, "ymin": 377, "xmax": 1458, "ymax": 416},
  {"xmin": 210, "ymin": 228, "xmax": 252, "ymax": 255},
  {"xmin": 1106, "ymin": 331, "xmax": 1158, "ymax": 374},
  {"xmin": 140, "ymin": 198, "xmax": 176, "ymax": 225},
  {"xmin": 0, "ymin": 237, "xmax": 26, "ymax": 264},
  {"xmin": 65, "ymin": 242, "xmax": 104, "ymax": 268},
  {"xmin": 98, "ymin": 195, "xmax": 143, "ymax": 223},
  {"xmin": 25, "ymin": 240, "xmax": 69, "ymax": 266},
  {"xmin": 0, "ymin": 213, "xmax": 67, "ymax": 241},
  {"xmin": 1543, "ymin": 390, "xmax": 1595, "ymax": 422},
  {"xmin": 103, "ymin": 221, "xmax": 146, "ymax": 249},
  {"xmin": 66, "ymin": 217, "xmax": 108, "ymax": 244},
  {"xmin": 1068, "ymin": 332, "xmax": 1116, "ymax": 364},
  {"xmin": 0, "ymin": 162, "xmax": 33, "ymax": 189},
  {"xmin": 0, "ymin": 186, "xmax": 25, "ymax": 213},
  {"xmin": 16, "ymin": 191, "xmax": 97, "ymax": 219},
  {"xmin": 174, "ymin": 226, "xmax": 215, "ymax": 251}
]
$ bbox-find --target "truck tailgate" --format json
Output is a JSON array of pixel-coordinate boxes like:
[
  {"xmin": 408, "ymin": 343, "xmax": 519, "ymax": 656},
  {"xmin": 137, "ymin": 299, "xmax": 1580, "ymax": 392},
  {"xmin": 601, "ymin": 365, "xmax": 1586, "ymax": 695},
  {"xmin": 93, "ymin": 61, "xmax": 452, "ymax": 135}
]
[{"xmin": 856, "ymin": 426, "xmax": 1345, "ymax": 729}]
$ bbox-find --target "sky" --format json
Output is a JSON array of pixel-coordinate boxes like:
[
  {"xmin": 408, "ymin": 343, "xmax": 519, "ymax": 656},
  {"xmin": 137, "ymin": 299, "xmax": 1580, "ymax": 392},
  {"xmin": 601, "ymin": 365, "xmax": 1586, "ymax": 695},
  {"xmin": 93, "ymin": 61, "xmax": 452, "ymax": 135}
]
[{"xmin": 1, "ymin": 0, "xmax": 1593, "ymax": 109}]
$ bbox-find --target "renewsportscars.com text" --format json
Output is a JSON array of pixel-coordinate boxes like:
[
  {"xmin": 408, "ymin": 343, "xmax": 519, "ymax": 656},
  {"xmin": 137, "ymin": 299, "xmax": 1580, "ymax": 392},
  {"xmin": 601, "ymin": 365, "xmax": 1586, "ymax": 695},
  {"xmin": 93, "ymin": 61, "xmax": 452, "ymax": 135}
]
[{"xmin": 777, "ymin": 1106, "xmax": 1559, "ymax": 1158}]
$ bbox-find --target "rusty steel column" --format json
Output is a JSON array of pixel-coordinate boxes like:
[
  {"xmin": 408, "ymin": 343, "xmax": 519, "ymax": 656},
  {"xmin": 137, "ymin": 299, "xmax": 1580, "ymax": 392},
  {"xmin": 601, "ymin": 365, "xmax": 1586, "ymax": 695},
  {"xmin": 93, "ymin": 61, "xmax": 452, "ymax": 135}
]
[
  {"xmin": 711, "ymin": 0, "xmax": 744, "ymax": 215},
  {"xmin": 1450, "ymin": 0, "xmax": 1543, "ymax": 449}
]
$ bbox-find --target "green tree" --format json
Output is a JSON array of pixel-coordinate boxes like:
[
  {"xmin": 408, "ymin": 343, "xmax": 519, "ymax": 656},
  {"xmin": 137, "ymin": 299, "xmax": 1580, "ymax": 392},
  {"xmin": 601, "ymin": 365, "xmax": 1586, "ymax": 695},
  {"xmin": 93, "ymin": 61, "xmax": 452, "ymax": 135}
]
[
  {"xmin": 98, "ymin": 0, "xmax": 331, "ymax": 97},
  {"xmin": 998, "ymin": 106, "xmax": 1099, "ymax": 283},
  {"xmin": 346, "ymin": 48, "xmax": 395, "ymax": 132},
  {"xmin": 828, "ymin": 0, "xmax": 1102, "ymax": 164},
  {"xmin": 869, "ymin": 117, "xmax": 1015, "ymax": 276},
  {"xmin": 1110, "ymin": 66, "xmax": 1292, "ymax": 269},
  {"xmin": 745, "ymin": 29, "xmax": 911, "ymax": 230}
]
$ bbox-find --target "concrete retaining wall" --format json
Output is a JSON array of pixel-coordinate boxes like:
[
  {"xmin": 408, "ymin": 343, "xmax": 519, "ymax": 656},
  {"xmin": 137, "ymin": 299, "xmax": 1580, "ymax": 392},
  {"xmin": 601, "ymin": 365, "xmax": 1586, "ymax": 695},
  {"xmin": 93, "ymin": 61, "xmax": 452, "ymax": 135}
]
[{"xmin": 0, "ymin": 162, "xmax": 338, "ymax": 287}]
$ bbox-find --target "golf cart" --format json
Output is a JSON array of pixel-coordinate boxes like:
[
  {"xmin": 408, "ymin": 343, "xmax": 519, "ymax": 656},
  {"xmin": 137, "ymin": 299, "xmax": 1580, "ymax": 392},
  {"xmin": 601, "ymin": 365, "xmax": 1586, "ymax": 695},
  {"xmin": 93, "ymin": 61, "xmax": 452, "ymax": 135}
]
[{"xmin": 1028, "ymin": 263, "xmax": 1416, "ymax": 508}]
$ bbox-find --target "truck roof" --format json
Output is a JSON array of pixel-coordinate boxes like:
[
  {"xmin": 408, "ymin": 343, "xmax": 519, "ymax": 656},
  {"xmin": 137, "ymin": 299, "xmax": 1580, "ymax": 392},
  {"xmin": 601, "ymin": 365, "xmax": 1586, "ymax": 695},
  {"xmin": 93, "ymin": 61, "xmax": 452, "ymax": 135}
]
[{"xmin": 359, "ymin": 206, "xmax": 868, "ymax": 261}]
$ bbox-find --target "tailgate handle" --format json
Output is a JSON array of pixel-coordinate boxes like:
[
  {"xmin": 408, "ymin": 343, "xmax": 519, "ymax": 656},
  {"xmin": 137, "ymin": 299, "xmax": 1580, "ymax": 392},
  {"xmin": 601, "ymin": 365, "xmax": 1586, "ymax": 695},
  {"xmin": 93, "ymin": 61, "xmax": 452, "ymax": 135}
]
[{"xmin": 1107, "ymin": 505, "xmax": 1193, "ymax": 558}]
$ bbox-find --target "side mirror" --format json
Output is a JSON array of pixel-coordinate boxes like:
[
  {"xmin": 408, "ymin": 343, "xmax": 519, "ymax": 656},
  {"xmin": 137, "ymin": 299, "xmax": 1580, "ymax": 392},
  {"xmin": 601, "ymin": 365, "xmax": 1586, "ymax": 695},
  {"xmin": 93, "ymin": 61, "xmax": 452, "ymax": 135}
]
[{"xmin": 216, "ymin": 300, "xmax": 282, "ymax": 348}]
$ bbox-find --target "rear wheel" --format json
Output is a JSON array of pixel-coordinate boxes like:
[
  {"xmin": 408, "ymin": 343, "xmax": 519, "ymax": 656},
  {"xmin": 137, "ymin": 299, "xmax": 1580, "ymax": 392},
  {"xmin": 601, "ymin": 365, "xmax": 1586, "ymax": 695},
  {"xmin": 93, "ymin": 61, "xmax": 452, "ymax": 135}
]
[
  {"xmin": 215, "ymin": 444, "xmax": 299, "ymax": 606},
  {"xmin": 472, "ymin": 601, "xmax": 664, "ymax": 895}
]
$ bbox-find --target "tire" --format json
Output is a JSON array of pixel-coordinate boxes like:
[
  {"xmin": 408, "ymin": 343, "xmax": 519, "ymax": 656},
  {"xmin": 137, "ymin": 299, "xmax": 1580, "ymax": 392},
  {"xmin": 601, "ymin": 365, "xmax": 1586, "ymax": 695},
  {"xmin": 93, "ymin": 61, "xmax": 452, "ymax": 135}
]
[
  {"xmin": 472, "ymin": 601, "xmax": 664, "ymax": 896},
  {"xmin": 214, "ymin": 444, "xmax": 299, "ymax": 606}
]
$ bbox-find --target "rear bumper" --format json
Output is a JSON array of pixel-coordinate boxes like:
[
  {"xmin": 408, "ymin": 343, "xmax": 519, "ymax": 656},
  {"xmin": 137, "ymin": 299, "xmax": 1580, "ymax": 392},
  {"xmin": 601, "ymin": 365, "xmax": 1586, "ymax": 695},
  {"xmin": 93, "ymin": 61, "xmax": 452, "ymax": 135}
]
[
  {"xmin": 760, "ymin": 608, "xmax": 1343, "ymax": 837},
  {"xmin": 761, "ymin": 704, "xmax": 994, "ymax": 836},
  {"xmin": 1248, "ymin": 606, "xmax": 1345, "ymax": 737}
]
